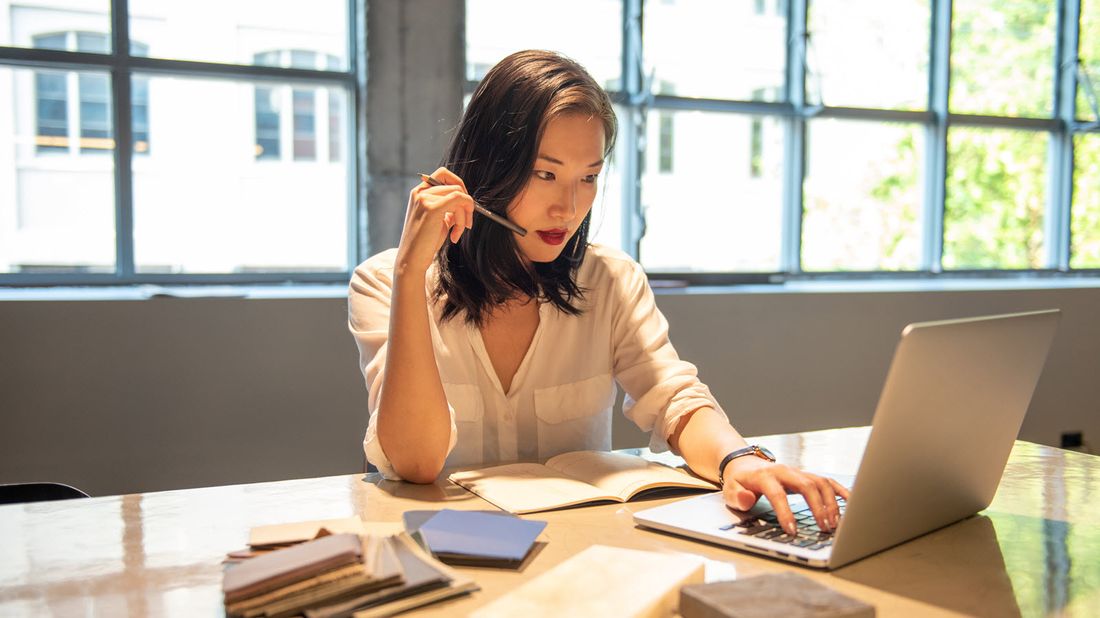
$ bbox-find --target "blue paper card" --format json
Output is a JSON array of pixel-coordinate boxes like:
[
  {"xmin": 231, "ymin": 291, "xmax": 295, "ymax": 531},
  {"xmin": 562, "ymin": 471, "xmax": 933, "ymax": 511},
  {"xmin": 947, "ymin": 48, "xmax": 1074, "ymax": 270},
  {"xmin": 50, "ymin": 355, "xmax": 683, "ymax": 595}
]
[{"xmin": 416, "ymin": 509, "xmax": 547, "ymax": 567}]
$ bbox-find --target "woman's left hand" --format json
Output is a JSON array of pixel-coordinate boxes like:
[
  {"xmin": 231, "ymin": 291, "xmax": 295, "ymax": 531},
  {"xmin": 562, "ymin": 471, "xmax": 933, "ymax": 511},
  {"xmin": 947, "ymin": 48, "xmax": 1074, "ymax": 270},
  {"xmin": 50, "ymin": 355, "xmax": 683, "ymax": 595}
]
[{"xmin": 721, "ymin": 456, "xmax": 850, "ymax": 536}]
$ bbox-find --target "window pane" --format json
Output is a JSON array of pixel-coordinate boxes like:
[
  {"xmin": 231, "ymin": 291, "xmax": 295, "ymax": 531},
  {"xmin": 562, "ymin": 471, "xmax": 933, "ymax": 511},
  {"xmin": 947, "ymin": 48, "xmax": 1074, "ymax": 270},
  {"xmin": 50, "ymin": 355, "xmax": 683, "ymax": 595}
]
[
  {"xmin": 128, "ymin": 0, "xmax": 349, "ymax": 70},
  {"xmin": 75, "ymin": 31, "xmax": 109, "ymax": 53},
  {"xmin": 808, "ymin": 0, "xmax": 929, "ymax": 110},
  {"xmin": 1081, "ymin": 0, "xmax": 1100, "ymax": 121},
  {"xmin": 643, "ymin": 0, "xmax": 786, "ymax": 101},
  {"xmin": 465, "ymin": 0, "xmax": 621, "ymax": 89},
  {"xmin": 131, "ymin": 75, "xmax": 350, "ymax": 274},
  {"xmin": 950, "ymin": 0, "xmax": 1056, "ymax": 117},
  {"xmin": 802, "ymin": 120, "xmax": 924, "ymax": 271},
  {"xmin": 32, "ymin": 33, "xmax": 69, "ymax": 51},
  {"xmin": 292, "ymin": 89, "xmax": 316, "ymax": 161},
  {"xmin": 132, "ymin": 76, "xmax": 151, "ymax": 154},
  {"xmin": 327, "ymin": 88, "xmax": 343, "ymax": 163},
  {"xmin": 588, "ymin": 104, "xmax": 626, "ymax": 251},
  {"xmin": 10, "ymin": 5, "xmax": 110, "ymax": 51},
  {"xmin": 78, "ymin": 73, "xmax": 112, "ymax": 154},
  {"xmin": 640, "ymin": 110, "xmax": 784, "ymax": 272},
  {"xmin": 944, "ymin": 127, "xmax": 1047, "ymax": 269},
  {"xmin": 34, "ymin": 71, "xmax": 69, "ymax": 153},
  {"xmin": 254, "ymin": 87, "xmax": 281, "ymax": 160},
  {"xmin": 1, "ymin": 66, "xmax": 116, "ymax": 274},
  {"xmin": 1071, "ymin": 133, "xmax": 1100, "ymax": 268}
]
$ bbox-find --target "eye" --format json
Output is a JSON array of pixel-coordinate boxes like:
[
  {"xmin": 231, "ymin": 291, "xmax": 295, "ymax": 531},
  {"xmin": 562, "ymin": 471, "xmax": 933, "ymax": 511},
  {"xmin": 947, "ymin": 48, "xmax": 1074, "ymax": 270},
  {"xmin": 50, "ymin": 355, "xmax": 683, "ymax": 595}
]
[
  {"xmin": 534, "ymin": 170, "xmax": 555, "ymax": 181},
  {"xmin": 582, "ymin": 173, "xmax": 600, "ymax": 184}
]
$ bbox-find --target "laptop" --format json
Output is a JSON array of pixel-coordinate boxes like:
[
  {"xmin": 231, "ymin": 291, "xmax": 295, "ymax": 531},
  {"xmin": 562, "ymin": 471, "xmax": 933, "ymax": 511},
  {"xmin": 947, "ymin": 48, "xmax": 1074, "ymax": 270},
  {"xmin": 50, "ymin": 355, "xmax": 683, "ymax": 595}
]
[{"xmin": 633, "ymin": 309, "xmax": 1060, "ymax": 569}]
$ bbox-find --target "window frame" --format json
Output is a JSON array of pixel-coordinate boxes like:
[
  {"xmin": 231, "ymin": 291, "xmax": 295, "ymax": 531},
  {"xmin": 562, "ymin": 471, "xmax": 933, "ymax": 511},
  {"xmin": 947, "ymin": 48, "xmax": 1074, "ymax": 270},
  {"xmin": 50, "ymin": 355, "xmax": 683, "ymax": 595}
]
[
  {"xmin": 462, "ymin": 0, "xmax": 1099, "ymax": 284},
  {"xmin": 0, "ymin": 0, "xmax": 365, "ymax": 286}
]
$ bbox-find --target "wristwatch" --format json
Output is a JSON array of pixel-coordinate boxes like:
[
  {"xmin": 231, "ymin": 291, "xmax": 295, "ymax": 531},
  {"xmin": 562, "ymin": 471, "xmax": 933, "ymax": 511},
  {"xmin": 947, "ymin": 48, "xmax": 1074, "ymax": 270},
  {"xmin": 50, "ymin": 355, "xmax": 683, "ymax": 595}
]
[{"xmin": 718, "ymin": 445, "xmax": 776, "ymax": 485}]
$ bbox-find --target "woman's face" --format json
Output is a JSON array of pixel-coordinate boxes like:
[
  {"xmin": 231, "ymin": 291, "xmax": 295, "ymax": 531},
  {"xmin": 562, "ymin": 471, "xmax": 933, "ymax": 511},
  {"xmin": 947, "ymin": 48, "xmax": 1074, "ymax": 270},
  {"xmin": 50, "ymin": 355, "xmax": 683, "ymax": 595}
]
[{"xmin": 506, "ymin": 113, "xmax": 606, "ymax": 264}]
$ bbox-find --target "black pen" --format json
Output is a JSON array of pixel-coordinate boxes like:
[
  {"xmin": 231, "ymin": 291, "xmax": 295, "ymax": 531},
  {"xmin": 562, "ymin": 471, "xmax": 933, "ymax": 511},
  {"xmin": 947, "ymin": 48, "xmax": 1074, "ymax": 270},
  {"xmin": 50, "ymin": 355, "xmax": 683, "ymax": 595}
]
[{"xmin": 418, "ymin": 173, "xmax": 528, "ymax": 237}]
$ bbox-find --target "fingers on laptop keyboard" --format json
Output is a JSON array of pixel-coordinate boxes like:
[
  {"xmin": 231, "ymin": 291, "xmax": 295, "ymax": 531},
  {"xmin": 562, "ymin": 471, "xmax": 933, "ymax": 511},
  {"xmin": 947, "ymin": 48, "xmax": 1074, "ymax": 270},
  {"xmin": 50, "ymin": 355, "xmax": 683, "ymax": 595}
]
[{"xmin": 759, "ymin": 478, "xmax": 797, "ymax": 535}]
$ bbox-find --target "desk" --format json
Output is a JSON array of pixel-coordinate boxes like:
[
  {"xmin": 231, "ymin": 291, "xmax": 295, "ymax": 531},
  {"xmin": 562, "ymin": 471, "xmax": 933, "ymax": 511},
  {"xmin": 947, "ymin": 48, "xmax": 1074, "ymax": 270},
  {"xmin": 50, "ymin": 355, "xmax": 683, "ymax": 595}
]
[{"xmin": 1, "ymin": 427, "xmax": 1098, "ymax": 616}]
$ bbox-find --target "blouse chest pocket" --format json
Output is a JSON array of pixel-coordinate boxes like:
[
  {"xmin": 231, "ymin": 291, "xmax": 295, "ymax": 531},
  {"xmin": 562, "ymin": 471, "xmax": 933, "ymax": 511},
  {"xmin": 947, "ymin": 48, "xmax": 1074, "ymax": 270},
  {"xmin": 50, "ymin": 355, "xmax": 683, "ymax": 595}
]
[
  {"xmin": 533, "ymin": 373, "xmax": 616, "ymax": 459},
  {"xmin": 442, "ymin": 383, "xmax": 484, "ymax": 468}
]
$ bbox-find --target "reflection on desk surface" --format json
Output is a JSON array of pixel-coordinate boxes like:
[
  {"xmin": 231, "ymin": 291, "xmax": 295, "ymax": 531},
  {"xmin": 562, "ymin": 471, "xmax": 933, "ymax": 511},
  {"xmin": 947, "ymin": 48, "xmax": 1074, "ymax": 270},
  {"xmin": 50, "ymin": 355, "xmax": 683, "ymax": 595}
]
[{"xmin": 0, "ymin": 427, "xmax": 1098, "ymax": 617}]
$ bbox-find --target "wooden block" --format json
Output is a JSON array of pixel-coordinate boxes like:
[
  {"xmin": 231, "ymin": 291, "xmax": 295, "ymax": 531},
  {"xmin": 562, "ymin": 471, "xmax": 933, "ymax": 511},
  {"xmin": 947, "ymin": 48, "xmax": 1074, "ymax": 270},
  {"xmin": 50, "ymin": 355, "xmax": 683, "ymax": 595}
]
[
  {"xmin": 472, "ymin": 545, "xmax": 705, "ymax": 618},
  {"xmin": 680, "ymin": 572, "xmax": 875, "ymax": 618}
]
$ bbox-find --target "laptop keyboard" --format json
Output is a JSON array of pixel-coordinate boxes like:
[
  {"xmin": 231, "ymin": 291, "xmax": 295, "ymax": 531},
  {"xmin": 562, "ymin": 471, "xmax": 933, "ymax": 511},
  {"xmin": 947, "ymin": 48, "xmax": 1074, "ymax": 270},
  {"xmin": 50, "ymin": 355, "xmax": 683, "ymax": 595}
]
[{"xmin": 719, "ymin": 497, "xmax": 846, "ymax": 551}]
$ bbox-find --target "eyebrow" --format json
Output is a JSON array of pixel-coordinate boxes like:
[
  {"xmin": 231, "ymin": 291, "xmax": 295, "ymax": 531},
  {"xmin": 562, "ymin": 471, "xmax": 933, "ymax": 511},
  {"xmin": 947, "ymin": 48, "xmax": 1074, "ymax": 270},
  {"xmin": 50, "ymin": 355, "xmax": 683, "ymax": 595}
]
[{"xmin": 537, "ymin": 154, "xmax": 605, "ymax": 168}]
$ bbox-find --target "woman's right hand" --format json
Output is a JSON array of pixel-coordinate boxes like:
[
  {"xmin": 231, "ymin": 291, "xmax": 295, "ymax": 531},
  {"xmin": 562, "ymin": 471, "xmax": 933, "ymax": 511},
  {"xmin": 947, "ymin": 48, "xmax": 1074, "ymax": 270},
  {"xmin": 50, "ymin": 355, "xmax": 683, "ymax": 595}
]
[{"xmin": 394, "ymin": 166, "xmax": 475, "ymax": 276}]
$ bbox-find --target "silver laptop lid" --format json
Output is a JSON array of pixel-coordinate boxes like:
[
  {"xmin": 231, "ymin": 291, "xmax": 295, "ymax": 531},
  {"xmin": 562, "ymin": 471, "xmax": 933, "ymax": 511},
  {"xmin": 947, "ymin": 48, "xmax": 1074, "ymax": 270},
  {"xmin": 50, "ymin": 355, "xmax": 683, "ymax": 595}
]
[{"xmin": 828, "ymin": 309, "xmax": 1060, "ymax": 568}]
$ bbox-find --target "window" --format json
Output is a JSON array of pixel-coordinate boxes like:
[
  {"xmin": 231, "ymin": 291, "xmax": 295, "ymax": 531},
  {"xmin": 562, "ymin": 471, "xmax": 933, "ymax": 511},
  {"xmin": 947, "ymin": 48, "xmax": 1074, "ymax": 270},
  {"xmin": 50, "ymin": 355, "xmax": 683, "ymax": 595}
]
[
  {"xmin": 2, "ymin": 1, "xmax": 358, "ymax": 280},
  {"xmin": 252, "ymin": 50, "xmax": 343, "ymax": 163},
  {"xmin": 461, "ymin": 0, "xmax": 1099, "ymax": 279},
  {"xmin": 30, "ymin": 32, "xmax": 149, "ymax": 156}
]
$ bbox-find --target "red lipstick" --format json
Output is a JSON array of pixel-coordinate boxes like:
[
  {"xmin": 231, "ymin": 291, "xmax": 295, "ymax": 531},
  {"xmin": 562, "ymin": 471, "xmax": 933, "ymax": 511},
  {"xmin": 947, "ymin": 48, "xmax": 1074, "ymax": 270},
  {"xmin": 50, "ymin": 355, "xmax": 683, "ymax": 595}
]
[{"xmin": 536, "ymin": 228, "xmax": 568, "ymax": 245}]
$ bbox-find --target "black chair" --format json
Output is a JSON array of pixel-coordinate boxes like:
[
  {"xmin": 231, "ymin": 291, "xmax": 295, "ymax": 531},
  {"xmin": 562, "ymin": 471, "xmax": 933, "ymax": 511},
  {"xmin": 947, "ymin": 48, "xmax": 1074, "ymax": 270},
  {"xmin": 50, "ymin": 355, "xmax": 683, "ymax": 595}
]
[{"xmin": 0, "ymin": 482, "xmax": 90, "ymax": 505}]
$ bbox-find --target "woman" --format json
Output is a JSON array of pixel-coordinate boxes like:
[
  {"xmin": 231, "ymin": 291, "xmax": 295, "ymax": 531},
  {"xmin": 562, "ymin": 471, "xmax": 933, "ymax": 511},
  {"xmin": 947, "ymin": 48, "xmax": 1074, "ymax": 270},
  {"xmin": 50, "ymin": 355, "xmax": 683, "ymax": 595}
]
[{"xmin": 349, "ymin": 50, "xmax": 846, "ymax": 535}]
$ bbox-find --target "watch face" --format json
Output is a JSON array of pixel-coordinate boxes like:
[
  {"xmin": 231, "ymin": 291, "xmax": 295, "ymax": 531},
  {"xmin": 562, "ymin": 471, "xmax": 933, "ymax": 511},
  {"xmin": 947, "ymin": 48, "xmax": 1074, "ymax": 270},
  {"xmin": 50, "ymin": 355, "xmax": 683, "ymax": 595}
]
[{"xmin": 756, "ymin": 445, "xmax": 776, "ymax": 462}]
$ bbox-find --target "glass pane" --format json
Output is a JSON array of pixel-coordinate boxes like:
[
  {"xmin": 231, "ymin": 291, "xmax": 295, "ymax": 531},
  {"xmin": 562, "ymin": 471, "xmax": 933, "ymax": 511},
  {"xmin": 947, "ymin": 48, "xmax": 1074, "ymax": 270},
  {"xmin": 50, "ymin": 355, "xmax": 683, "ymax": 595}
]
[
  {"xmin": 78, "ymin": 73, "xmax": 112, "ymax": 154},
  {"xmin": 1080, "ymin": 0, "xmax": 1100, "ymax": 121},
  {"xmin": 327, "ymin": 88, "xmax": 343, "ymax": 164},
  {"xmin": 131, "ymin": 75, "xmax": 350, "ymax": 274},
  {"xmin": 943, "ymin": 127, "xmax": 1047, "ymax": 269},
  {"xmin": 128, "ymin": 0, "xmax": 349, "ymax": 70},
  {"xmin": 1070, "ymin": 133, "xmax": 1100, "ymax": 268},
  {"xmin": 808, "ymin": 0, "xmax": 930, "ymax": 110},
  {"xmin": 802, "ymin": 120, "xmax": 924, "ymax": 271},
  {"xmin": 132, "ymin": 77, "xmax": 151, "ymax": 154},
  {"xmin": 8, "ymin": 4, "xmax": 110, "ymax": 52},
  {"xmin": 950, "ymin": 0, "xmax": 1056, "ymax": 117},
  {"xmin": 34, "ymin": 71, "xmax": 69, "ymax": 153},
  {"xmin": 76, "ymin": 31, "xmax": 109, "ymax": 53},
  {"xmin": 1, "ymin": 66, "xmax": 116, "ymax": 274},
  {"xmin": 588, "ymin": 104, "xmax": 626, "ymax": 251},
  {"xmin": 465, "ymin": 0, "xmax": 621, "ymax": 89},
  {"xmin": 644, "ymin": 0, "xmax": 786, "ymax": 101},
  {"xmin": 640, "ymin": 110, "xmax": 784, "ymax": 272},
  {"xmin": 292, "ymin": 89, "xmax": 316, "ymax": 161},
  {"xmin": 254, "ymin": 87, "xmax": 281, "ymax": 160}
]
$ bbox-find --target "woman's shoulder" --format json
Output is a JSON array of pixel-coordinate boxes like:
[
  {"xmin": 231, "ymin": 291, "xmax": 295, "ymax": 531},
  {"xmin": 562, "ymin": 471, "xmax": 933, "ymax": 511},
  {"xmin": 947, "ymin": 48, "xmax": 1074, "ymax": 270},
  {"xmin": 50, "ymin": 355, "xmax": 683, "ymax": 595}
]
[
  {"xmin": 351, "ymin": 248, "xmax": 399, "ymax": 288},
  {"xmin": 582, "ymin": 243, "xmax": 645, "ymax": 283}
]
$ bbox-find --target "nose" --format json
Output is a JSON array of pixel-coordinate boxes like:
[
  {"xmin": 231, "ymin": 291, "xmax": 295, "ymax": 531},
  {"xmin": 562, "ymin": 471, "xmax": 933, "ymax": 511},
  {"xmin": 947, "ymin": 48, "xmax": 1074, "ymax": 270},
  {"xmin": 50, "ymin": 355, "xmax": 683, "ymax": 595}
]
[{"xmin": 549, "ymin": 182, "xmax": 577, "ymax": 222}]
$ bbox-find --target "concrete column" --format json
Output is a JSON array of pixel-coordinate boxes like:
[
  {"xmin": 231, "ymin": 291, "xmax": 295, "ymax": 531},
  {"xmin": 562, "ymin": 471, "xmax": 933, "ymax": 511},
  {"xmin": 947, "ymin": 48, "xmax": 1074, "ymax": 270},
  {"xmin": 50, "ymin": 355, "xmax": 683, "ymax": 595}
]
[{"xmin": 365, "ymin": 0, "xmax": 465, "ymax": 256}]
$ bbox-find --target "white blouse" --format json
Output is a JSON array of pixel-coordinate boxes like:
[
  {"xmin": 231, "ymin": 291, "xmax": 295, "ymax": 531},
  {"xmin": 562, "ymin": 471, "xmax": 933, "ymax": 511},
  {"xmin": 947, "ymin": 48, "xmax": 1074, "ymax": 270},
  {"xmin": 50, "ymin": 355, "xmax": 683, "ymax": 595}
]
[{"xmin": 347, "ymin": 244, "xmax": 724, "ymax": 480}]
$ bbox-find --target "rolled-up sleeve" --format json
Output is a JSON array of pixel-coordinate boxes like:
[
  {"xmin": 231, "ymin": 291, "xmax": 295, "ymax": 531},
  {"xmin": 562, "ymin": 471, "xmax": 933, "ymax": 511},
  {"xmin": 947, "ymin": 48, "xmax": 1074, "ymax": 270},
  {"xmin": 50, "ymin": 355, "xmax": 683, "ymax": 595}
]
[
  {"xmin": 609, "ymin": 258, "xmax": 725, "ymax": 454},
  {"xmin": 348, "ymin": 252, "xmax": 458, "ymax": 480}
]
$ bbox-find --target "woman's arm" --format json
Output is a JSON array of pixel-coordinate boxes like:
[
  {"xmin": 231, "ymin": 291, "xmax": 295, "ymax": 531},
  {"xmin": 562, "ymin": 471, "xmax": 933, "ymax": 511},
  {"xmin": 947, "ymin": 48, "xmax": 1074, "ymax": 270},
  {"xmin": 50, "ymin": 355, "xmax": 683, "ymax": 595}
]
[
  {"xmin": 670, "ymin": 406, "xmax": 849, "ymax": 536},
  {"xmin": 375, "ymin": 167, "xmax": 475, "ymax": 483}
]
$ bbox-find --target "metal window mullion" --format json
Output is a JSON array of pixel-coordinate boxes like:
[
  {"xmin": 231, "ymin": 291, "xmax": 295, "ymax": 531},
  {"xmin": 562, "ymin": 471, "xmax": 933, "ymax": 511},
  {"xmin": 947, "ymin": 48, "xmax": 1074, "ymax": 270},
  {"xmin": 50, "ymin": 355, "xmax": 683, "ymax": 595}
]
[
  {"xmin": 350, "ymin": 0, "xmax": 368, "ymax": 268},
  {"xmin": 111, "ymin": 0, "xmax": 134, "ymax": 280},
  {"xmin": 623, "ymin": 0, "xmax": 644, "ymax": 260},
  {"xmin": 946, "ymin": 113, "xmax": 1059, "ymax": 130},
  {"xmin": 649, "ymin": 94, "xmax": 794, "ymax": 116},
  {"xmin": 781, "ymin": 0, "xmax": 808, "ymax": 274},
  {"xmin": 1049, "ymin": 0, "xmax": 1081, "ymax": 271},
  {"xmin": 923, "ymin": 0, "xmax": 952, "ymax": 273}
]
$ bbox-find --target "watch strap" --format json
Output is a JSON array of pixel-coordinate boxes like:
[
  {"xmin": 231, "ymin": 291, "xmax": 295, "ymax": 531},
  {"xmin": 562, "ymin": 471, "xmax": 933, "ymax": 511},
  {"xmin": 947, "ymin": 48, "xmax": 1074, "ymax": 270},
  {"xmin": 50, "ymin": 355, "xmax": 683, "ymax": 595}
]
[{"xmin": 718, "ymin": 445, "xmax": 776, "ymax": 485}]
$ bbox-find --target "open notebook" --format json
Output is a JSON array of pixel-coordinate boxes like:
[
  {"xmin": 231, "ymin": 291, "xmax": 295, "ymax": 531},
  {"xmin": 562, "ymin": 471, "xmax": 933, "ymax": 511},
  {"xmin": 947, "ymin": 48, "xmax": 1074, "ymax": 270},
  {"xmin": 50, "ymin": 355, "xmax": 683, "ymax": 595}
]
[{"xmin": 448, "ymin": 450, "xmax": 716, "ymax": 515}]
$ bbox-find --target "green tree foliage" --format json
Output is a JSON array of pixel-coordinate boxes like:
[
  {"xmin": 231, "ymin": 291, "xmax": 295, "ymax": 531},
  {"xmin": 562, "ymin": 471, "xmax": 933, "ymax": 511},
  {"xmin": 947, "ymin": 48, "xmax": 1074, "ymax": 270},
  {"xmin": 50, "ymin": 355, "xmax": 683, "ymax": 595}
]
[
  {"xmin": 870, "ymin": 0, "xmax": 1099, "ymax": 270},
  {"xmin": 943, "ymin": 0, "xmax": 1053, "ymax": 269},
  {"xmin": 944, "ymin": 128, "xmax": 1046, "ymax": 269},
  {"xmin": 1071, "ymin": 134, "xmax": 1100, "ymax": 267}
]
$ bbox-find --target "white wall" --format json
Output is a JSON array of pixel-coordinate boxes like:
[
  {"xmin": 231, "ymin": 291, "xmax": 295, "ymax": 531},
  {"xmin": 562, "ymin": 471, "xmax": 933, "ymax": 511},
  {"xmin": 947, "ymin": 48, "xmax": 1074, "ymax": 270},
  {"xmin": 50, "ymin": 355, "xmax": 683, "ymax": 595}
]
[{"xmin": 0, "ymin": 286, "xmax": 1097, "ymax": 497}]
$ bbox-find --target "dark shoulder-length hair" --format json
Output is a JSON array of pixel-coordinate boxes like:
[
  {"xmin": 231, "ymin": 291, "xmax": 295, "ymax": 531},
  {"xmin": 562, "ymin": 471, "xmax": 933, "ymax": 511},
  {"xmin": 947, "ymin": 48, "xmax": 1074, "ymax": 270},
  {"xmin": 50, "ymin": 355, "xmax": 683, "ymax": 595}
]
[{"xmin": 433, "ymin": 49, "xmax": 617, "ymax": 326}]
